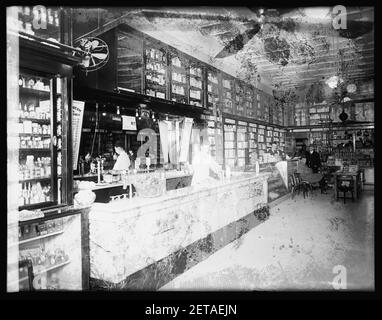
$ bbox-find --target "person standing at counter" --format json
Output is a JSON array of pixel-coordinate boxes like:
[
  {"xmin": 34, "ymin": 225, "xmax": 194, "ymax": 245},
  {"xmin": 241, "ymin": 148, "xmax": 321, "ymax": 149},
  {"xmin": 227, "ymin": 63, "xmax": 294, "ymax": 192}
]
[
  {"xmin": 113, "ymin": 141, "xmax": 131, "ymax": 171},
  {"xmin": 267, "ymin": 142, "xmax": 290, "ymax": 161},
  {"xmin": 309, "ymin": 148, "xmax": 321, "ymax": 173},
  {"xmin": 191, "ymin": 143, "xmax": 222, "ymax": 185}
]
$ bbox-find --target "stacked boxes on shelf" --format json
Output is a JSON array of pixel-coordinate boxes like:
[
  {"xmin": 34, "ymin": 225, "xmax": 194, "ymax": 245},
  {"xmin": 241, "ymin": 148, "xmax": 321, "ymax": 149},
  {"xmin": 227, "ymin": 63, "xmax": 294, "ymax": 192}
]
[
  {"xmin": 294, "ymin": 102, "xmax": 308, "ymax": 126},
  {"xmin": 222, "ymin": 76, "xmax": 234, "ymax": 114},
  {"xmin": 189, "ymin": 64, "xmax": 203, "ymax": 107},
  {"xmin": 309, "ymin": 103, "xmax": 330, "ymax": 125},
  {"xmin": 207, "ymin": 70, "xmax": 220, "ymax": 112},
  {"xmin": 170, "ymin": 55, "xmax": 187, "ymax": 104},
  {"xmin": 257, "ymin": 125, "xmax": 266, "ymax": 161},
  {"xmin": 145, "ymin": 46, "xmax": 167, "ymax": 99},
  {"xmin": 224, "ymin": 119, "xmax": 236, "ymax": 168},
  {"xmin": 266, "ymin": 126, "xmax": 273, "ymax": 149},
  {"xmin": 248, "ymin": 123, "xmax": 258, "ymax": 165},
  {"xmin": 236, "ymin": 121, "xmax": 248, "ymax": 167}
]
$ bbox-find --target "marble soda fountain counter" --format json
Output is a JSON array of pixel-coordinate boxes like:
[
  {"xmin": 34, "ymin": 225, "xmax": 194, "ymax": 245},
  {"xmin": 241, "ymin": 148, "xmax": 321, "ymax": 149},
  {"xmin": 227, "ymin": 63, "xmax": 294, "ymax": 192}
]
[
  {"xmin": 73, "ymin": 170, "xmax": 194, "ymax": 203},
  {"xmin": 88, "ymin": 171, "xmax": 270, "ymax": 289}
]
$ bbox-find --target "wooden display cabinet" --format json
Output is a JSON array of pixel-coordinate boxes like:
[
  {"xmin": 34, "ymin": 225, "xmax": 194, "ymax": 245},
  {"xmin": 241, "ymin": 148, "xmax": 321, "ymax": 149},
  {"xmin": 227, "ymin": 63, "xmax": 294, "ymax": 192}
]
[
  {"xmin": 143, "ymin": 39, "xmax": 167, "ymax": 100},
  {"xmin": 8, "ymin": 24, "xmax": 88, "ymax": 290},
  {"xmin": 188, "ymin": 61, "xmax": 204, "ymax": 108},
  {"xmin": 207, "ymin": 68, "xmax": 220, "ymax": 113},
  {"xmin": 221, "ymin": 74, "xmax": 235, "ymax": 114}
]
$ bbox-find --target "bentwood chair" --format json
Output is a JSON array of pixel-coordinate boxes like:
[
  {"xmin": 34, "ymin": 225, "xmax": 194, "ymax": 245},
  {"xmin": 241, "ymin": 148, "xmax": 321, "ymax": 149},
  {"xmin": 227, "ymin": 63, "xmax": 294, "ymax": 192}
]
[
  {"xmin": 289, "ymin": 174, "xmax": 301, "ymax": 199},
  {"xmin": 294, "ymin": 172, "xmax": 313, "ymax": 198}
]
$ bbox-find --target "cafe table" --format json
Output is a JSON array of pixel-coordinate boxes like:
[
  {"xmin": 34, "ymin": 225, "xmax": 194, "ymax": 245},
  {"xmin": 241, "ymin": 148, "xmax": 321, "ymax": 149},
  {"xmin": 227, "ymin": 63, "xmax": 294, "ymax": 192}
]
[{"xmin": 333, "ymin": 169, "xmax": 363, "ymax": 200}]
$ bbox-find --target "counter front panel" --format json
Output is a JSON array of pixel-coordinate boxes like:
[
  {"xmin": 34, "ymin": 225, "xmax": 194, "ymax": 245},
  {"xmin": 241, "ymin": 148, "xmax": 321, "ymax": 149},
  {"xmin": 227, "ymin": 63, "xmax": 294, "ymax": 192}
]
[{"xmin": 88, "ymin": 173, "xmax": 269, "ymax": 289}]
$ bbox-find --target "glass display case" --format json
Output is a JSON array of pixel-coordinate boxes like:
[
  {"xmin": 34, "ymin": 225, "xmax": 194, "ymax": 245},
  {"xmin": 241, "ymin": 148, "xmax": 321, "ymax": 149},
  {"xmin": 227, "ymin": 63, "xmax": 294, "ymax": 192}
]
[
  {"xmin": 236, "ymin": 122, "xmax": 248, "ymax": 167},
  {"xmin": 170, "ymin": 53, "xmax": 188, "ymax": 104},
  {"xmin": 207, "ymin": 69, "xmax": 220, "ymax": 112},
  {"xmin": 17, "ymin": 72, "xmax": 64, "ymax": 211},
  {"xmin": 248, "ymin": 123, "xmax": 258, "ymax": 165},
  {"xmin": 15, "ymin": 206, "xmax": 88, "ymax": 291},
  {"xmin": 222, "ymin": 75, "xmax": 234, "ymax": 114},
  {"xmin": 189, "ymin": 63, "xmax": 204, "ymax": 107},
  {"xmin": 7, "ymin": 14, "xmax": 85, "ymax": 290},
  {"xmin": 224, "ymin": 119, "xmax": 236, "ymax": 168},
  {"xmin": 257, "ymin": 125, "xmax": 266, "ymax": 163},
  {"xmin": 144, "ymin": 43, "xmax": 167, "ymax": 99},
  {"xmin": 266, "ymin": 126, "xmax": 273, "ymax": 150},
  {"xmin": 206, "ymin": 119, "xmax": 217, "ymax": 159}
]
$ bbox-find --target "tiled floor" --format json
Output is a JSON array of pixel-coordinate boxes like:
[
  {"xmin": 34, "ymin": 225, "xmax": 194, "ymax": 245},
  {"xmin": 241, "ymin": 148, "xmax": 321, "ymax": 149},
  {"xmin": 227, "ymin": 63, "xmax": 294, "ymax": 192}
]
[{"xmin": 160, "ymin": 186, "xmax": 374, "ymax": 291}]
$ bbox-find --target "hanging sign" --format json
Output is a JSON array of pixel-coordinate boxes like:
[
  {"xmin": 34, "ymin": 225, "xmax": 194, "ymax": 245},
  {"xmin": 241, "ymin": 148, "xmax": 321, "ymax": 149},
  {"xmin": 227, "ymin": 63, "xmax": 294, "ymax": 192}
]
[
  {"xmin": 158, "ymin": 121, "xmax": 169, "ymax": 163},
  {"xmin": 122, "ymin": 115, "xmax": 137, "ymax": 131},
  {"xmin": 72, "ymin": 100, "xmax": 85, "ymax": 170},
  {"xmin": 179, "ymin": 118, "xmax": 194, "ymax": 162},
  {"xmin": 225, "ymin": 118, "xmax": 236, "ymax": 124}
]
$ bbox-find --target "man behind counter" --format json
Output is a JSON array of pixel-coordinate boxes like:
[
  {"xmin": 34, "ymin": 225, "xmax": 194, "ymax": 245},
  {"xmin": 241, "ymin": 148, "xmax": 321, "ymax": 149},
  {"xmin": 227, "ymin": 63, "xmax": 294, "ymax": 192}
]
[
  {"xmin": 267, "ymin": 142, "xmax": 290, "ymax": 161},
  {"xmin": 113, "ymin": 141, "xmax": 131, "ymax": 171}
]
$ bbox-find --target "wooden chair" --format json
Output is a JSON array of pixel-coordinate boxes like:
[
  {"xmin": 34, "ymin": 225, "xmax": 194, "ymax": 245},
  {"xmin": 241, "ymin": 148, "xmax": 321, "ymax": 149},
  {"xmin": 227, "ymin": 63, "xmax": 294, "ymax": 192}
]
[
  {"xmin": 289, "ymin": 174, "xmax": 301, "ymax": 199},
  {"xmin": 336, "ymin": 175, "xmax": 355, "ymax": 203},
  {"xmin": 294, "ymin": 172, "xmax": 313, "ymax": 198}
]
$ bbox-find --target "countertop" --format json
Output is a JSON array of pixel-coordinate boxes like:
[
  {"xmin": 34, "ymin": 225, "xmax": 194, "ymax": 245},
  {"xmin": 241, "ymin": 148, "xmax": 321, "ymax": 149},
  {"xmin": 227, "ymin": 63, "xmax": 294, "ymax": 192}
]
[{"xmin": 89, "ymin": 172, "xmax": 270, "ymax": 218}]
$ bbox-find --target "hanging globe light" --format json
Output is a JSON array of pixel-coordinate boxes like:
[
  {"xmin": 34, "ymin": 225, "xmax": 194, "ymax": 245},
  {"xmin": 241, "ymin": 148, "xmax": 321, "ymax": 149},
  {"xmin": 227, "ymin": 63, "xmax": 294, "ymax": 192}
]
[
  {"xmin": 325, "ymin": 75, "xmax": 344, "ymax": 89},
  {"xmin": 346, "ymin": 83, "xmax": 357, "ymax": 93}
]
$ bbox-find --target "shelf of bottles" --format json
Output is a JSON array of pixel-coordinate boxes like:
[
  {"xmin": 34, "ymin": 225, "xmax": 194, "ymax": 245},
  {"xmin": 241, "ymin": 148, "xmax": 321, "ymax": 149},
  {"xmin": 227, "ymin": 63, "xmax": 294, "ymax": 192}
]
[
  {"xmin": 224, "ymin": 119, "xmax": 236, "ymax": 168},
  {"xmin": 144, "ymin": 45, "xmax": 167, "ymax": 100},
  {"xmin": 189, "ymin": 64, "xmax": 204, "ymax": 107},
  {"xmin": 17, "ymin": 213, "xmax": 82, "ymax": 290},
  {"xmin": 222, "ymin": 76, "xmax": 234, "ymax": 114},
  {"xmin": 273, "ymin": 129, "xmax": 280, "ymax": 149},
  {"xmin": 170, "ymin": 54, "xmax": 188, "ymax": 104},
  {"xmin": 235, "ymin": 81, "xmax": 245, "ymax": 116},
  {"xmin": 207, "ymin": 70, "xmax": 220, "ymax": 112},
  {"xmin": 13, "ymin": 6, "xmax": 61, "ymax": 43},
  {"xmin": 236, "ymin": 122, "xmax": 248, "ymax": 168},
  {"xmin": 309, "ymin": 103, "xmax": 330, "ymax": 126},
  {"xmin": 279, "ymin": 129, "xmax": 286, "ymax": 152},
  {"xmin": 257, "ymin": 125, "xmax": 266, "ymax": 162},
  {"xmin": 265, "ymin": 126, "xmax": 273, "ymax": 150},
  {"xmin": 206, "ymin": 119, "xmax": 217, "ymax": 159},
  {"xmin": 17, "ymin": 72, "xmax": 55, "ymax": 210},
  {"xmin": 248, "ymin": 123, "xmax": 258, "ymax": 165},
  {"xmin": 309, "ymin": 131, "xmax": 325, "ymax": 147}
]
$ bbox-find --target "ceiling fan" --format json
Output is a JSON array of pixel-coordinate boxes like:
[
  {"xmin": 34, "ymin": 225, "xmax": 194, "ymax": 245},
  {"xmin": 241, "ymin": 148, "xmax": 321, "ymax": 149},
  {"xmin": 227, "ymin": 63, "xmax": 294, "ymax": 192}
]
[{"xmin": 73, "ymin": 37, "xmax": 110, "ymax": 74}]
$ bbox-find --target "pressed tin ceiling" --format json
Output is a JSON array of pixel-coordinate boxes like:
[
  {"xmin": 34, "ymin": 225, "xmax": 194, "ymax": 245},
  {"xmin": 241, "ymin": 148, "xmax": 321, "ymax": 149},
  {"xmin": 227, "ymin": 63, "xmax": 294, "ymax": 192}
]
[{"xmin": 73, "ymin": 6, "xmax": 374, "ymax": 93}]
